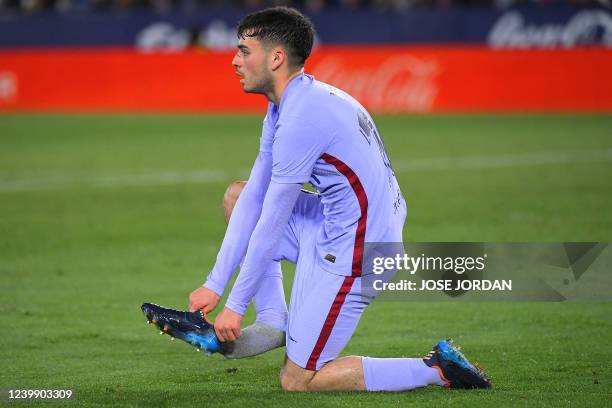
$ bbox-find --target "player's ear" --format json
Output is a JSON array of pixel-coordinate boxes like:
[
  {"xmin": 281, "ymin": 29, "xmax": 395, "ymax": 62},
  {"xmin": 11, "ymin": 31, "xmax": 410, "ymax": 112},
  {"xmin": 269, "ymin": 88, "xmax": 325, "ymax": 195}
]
[{"xmin": 270, "ymin": 48, "xmax": 285, "ymax": 71}]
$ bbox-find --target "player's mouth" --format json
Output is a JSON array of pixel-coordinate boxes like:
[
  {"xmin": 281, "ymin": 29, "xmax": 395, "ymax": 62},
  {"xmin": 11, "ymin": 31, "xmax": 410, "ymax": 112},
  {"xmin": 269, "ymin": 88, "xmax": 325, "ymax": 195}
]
[{"xmin": 235, "ymin": 71, "xmax": 245, "ymax": 84}]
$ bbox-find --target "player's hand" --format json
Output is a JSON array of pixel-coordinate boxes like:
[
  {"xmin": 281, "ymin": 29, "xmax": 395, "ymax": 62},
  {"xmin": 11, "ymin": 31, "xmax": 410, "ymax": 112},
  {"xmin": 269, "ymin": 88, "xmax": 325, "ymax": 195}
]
[
  {"xmin": 214, "ymin": 307, "xmax": 243, "ymax": 342},
  {"xmin": 188, "ymin": 286, "xmax": 221, "ymax": 313}
]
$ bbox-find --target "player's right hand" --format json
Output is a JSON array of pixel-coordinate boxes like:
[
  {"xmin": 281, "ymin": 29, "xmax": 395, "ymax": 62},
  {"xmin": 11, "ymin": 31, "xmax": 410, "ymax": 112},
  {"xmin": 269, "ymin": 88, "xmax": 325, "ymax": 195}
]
[{"xmin": 189, "ymin": 286, "xmax": 221, "ymax": 313}]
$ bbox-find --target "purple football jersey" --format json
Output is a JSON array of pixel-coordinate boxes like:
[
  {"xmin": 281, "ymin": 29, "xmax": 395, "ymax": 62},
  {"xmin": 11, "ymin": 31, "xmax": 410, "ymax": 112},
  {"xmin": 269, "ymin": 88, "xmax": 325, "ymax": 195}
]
[{"xmin": 263, "ymin": 73, "xmax": 406, "ymax": 277}]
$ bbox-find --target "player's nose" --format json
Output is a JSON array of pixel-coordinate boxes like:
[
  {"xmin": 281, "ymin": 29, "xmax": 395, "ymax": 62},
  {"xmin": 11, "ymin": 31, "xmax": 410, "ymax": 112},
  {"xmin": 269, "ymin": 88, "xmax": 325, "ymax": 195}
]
[{"xmin": 231, "ymin": 53, "xmax": 240, "ymax": 69}]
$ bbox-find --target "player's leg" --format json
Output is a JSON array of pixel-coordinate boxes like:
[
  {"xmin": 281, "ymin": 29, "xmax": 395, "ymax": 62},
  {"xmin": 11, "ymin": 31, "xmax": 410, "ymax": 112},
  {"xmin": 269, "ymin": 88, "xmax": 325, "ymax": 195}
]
[
  {"xmin": 280, "ymin": 272, "xmax": 490, "ymax": 391},
  {"xmin": 279, "ymin": 211, "xmax": 490, "ymax": 391},
  {"xmin": 224, "ymin": 188, "xmax": 324, "ymax": 359},
  {"xmin": 223, "ymin": 181, "xmax": 289, "ymax": 329},
  {"xmin": 220, "ymin": 181, "xmax": 288, "ymax": 358},
  {"xmin": 222, "ymin": 181, "xmax": 246, "ymax": 224},
  {"xmin": 281, "ymin": 269, "xmax": 444, "ymax": 391},
  {"xmin": 223, "ymin": 260, "xmax": 287, "ymax": 358},
  {"xmin": 220, "ymin": 183, "xmax": 321, "ymax": 359},
  {"xmin": 281, "ymin": 356, "xmax": 442, "ymax": 392},
  {"xmin": 281, "ymin": 342, "xmax": 490, "ymax": 391}
]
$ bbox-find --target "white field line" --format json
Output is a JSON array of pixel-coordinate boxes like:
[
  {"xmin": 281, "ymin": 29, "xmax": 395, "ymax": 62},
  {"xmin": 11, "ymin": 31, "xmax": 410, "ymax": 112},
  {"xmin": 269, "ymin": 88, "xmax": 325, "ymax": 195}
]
[
  {"xmin": 1, "ymin": 149, "xmax": 611, "ymax": 193},
  {"xmin": 0, "ymin": 169, "xmax": 248, "ymax": 193}
]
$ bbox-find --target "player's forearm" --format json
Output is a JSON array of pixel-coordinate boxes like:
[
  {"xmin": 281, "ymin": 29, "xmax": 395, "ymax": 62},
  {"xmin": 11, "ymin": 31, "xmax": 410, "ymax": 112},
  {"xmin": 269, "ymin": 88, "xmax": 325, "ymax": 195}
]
[
  {"xmin": 225, "ymin": 181, "xmax": 302, "ymax": 315},
  {"xmin": 204, "ymin": 152, "xmax": 272, "ymax": 295}
]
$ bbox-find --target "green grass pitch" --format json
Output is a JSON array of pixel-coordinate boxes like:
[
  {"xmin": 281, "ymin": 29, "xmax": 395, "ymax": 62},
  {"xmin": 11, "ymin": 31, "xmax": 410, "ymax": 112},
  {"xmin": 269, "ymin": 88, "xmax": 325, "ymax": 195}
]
[{"xmin": 0, "ymin": 114, "xmax": 611, "ymax": 406}]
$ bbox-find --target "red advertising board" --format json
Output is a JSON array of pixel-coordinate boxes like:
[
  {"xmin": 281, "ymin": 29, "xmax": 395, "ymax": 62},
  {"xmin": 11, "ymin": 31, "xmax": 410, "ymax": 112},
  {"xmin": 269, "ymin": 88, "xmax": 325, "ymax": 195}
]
[{"xmin": 0, "ymin": 47, "xmax": 610, "ymax": 113}]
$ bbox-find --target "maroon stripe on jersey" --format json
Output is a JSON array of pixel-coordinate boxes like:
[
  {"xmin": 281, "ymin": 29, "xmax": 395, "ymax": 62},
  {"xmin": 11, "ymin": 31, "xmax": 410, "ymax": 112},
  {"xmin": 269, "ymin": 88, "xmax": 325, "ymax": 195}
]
[
  {"xmin": 305, "ymin": 276, "xmax": 355, "ymax": 371},
  {"xmin": 305, "ymin": 153, "xmax": 368, "ymax": 371},
  {"xmin": 321, "ymin": 153, "xmax": 368, "ymax": 278}
]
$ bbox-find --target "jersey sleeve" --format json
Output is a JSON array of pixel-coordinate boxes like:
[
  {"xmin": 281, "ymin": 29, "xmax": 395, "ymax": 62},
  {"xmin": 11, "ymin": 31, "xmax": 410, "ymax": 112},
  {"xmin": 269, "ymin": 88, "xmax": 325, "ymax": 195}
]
[
  {"xmin": 203, "ymin": 151, "xmax": 272, "ymax": 296},
  {"xmin": 225, "ymin": 181, "xmax": 302, "ymax": 315},
  {"xmin": 271, "ymin": 116, "xmax": 331, "ymax": 184}
]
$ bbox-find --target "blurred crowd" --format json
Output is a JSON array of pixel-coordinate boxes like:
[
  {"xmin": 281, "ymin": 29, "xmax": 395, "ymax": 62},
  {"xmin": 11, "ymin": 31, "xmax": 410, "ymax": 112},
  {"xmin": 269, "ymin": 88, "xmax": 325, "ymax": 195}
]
[{"xmin": 0, "ymin": 0, "xmax": 604, "ymax": 15}]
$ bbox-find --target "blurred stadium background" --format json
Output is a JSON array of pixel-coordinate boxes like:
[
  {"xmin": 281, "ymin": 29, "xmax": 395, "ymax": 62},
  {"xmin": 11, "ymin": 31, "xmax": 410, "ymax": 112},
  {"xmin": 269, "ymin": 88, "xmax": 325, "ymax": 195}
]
[{"xmin": 1, "ymin": 1, "xmax": 611, "ymax": 407}]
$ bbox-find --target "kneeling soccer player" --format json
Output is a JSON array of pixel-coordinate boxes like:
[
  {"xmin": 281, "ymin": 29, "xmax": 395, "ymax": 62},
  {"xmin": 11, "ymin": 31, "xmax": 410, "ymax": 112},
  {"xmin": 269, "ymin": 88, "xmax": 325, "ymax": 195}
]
[{"xmin": 143, "ymin": 6, "xmax": 492, "ymax": 392}]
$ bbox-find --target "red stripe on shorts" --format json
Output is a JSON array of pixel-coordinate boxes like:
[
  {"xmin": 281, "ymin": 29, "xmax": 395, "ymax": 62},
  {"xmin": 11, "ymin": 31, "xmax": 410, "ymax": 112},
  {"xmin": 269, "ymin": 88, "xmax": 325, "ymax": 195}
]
[
  {"xmin": 305, "ymin": 153, "xmax": 368, "ymax": 371},
  {"xmin": 305, "ymin": 276, "xmax": 355, "ymax": 371}
]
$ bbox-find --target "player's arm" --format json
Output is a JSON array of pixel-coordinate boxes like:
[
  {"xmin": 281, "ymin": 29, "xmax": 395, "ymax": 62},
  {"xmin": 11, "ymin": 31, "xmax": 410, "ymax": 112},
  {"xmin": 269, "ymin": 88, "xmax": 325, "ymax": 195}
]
[
  {"xmin": 214, "ymin": 116, "xmax": 330, "ymax": 341},
  {"xmin": 215, "ymin": 180, "xmax": 302, "ymax": 341},
  {"xmin": 188, "ymin": 151, "xmax": 272, "ymax": 312}
]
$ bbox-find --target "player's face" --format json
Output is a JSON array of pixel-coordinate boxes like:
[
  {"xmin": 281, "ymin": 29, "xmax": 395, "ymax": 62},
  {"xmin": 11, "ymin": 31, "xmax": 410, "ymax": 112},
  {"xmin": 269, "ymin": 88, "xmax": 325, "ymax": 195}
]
[{"xmin": 231, "ymin": 36, "xmax": 274, "ymax": 95}]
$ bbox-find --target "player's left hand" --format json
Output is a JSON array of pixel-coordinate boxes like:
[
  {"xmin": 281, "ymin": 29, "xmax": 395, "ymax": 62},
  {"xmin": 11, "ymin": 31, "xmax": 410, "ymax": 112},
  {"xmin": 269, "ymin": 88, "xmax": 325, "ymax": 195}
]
[{"xmin": 214, "ymin": 307, "xmax": 243, "ymax": 342}]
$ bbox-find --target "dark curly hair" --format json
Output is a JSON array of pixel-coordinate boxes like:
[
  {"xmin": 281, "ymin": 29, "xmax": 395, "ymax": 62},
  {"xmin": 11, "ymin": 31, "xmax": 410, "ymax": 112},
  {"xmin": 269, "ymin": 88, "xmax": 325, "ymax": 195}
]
[{"xmin": 237, "ymin": 7, "xmax": 315, "ymax": 68}]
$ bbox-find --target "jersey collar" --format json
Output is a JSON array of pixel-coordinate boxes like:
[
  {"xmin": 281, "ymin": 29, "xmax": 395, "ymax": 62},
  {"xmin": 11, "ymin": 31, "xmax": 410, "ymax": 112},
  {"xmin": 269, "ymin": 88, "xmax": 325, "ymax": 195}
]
[{"xmin": 277, "ymin": 72, "xmax": 311, "ymax": 114}]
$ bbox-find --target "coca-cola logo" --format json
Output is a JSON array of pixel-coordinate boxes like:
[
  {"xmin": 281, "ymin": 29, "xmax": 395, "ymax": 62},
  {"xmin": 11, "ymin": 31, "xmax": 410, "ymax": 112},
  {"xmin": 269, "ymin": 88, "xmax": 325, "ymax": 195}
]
[
  {"xmin": 312, "ymin": 55, "xmax": 439, "ymax": 113},
  {"xmin": 488, "ymin": 10, "xmax": 612, "ymax": 48}
]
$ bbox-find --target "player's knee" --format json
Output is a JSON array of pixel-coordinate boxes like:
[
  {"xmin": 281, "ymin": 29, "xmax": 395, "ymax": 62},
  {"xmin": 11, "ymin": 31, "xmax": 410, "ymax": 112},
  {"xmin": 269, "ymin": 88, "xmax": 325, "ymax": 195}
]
[
  {"xmin": 279, "ymin": 369, "xmax": 309, "ymax": 392},
  {"xmin": 223, "ymin": 181, "xmax": 246, "ymax": 224},
  {"xmin": 279, "ymin": 359, "xmax": 314, "ymax": 392}
]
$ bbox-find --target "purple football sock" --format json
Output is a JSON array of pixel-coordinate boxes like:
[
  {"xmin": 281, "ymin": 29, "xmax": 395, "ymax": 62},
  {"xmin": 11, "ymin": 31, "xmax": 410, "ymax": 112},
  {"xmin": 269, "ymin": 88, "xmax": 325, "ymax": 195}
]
[{"xmin": 362, "ymin": 357, "xmax": 446, "ymax": 391}]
